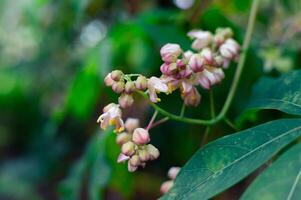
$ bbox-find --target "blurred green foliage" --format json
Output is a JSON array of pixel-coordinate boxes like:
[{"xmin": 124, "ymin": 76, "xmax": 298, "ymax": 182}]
[{"xmin": 0, "ymin": 0, "xmax": 301, "ymax": 199}]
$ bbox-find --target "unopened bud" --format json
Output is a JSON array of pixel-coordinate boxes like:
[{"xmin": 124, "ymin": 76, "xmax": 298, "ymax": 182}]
[
  {"xmin": 188, "ymin": 54, "xmax": 204, "ymax": 72},
  {"xmin": 147, "ymin": 144, "xmax": 160, "ymax": 160},
  {"xmin": 128, "ymin": 161, "xmax": 138, "ymax": 172},
  {"xmin": 138, "ymin": 149, "xmax": 150, "ymax": 162},
  {"xmin": 129, "ymin": 155, "xmax": 140, "ymax": 167},
  {"xmin": 111, "ymin": 70, "xmax": 123, "ymax": 81},
  {"xmin": 125, "ymin": 81, "xmax": 136, "ymax": 94},
  {"xmin": 160, "ymin": 180, "xmax": 174, "ymax": 194},
  {"xmin": 116, "ymin": 132, "xmax": 130, "ymax": 145},
  {"xmin": 112, "ymin": 81, "xmax": 125, "ymax": 93},
  {"xmin": 200, "ymin": 48, "xmax": 214, "ymax": 65},
  {"xmin": 125, "ymin": 118, "xmax": 140, "ymax": 133},
  {"xmin": 132, "ymin": 128, "xmax": 150, "ymax": 145},
  {"xmin": 135, "ymin": 76, "xmax": 148, "ymax": 90},
  {"xmin": 168, "ymin": 167, "xmax": 181, "ymax": 180},
  {"xmin": 104, "ymin": 73, "xmax": 115, "ymax": 86},
  {"xmin": 118, "ymin": 94, "xmax": 134, "ymax": 108},
  {"xmin": 214, "ymin": 55, "xmax": 224, "ymax": 67},
  {"xmin": 160, "ymin": 43, "xmax": 182, "ymax": 63},
  {"xmin": 182, "ymin": 87, "xmax": 201, "ymax": 107},
  {"xmin": 121, "ymin": 141, "xmax": 136, "ymax": 156},
  {"xmin": 160, "ymin": 63, "xmax": 178, "ymax": 76}
]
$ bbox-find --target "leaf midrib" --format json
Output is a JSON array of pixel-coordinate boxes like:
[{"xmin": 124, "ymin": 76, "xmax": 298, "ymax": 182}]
[{"xmin": 286, "ymin": 166, "xmax": 301, "ymax": 200}]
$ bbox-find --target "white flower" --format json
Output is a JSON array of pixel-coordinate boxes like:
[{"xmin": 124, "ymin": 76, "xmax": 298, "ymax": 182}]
[
  {"xmin": 97, "ymin": 103, "xmax": 124, "ymax": 133},
  {"xmin": 147, "ymin": 77, "xmax": 169, "ymax": 103},
  {"xmin": 160, "ymin": 43, "xmax": 182, "ymax": 63},
  {"xmin": 219, "ymin": 38, "xmax": 240, "ymax": 59},
  {"xmin": 188, "ymin": 30, "xmax": 213, "ymax": 50}
]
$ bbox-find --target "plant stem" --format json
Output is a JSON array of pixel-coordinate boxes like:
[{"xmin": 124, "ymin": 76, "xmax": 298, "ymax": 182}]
[
  {"xmin": 180, "ymin": 103, "xmax": 186, "ymax": 117},
  {"xmin": 138, "ymin": 0, "xmax": 260, "ymax": 126},
  {"xmin": 149, "ymin": 117, "xmax": 169, "ymax": 129},
  {"xmin": 224, "ymin": 117, "xmax": 238, "ymax": 131},
  {"xmin": 146, "ymin": 110, "xmax": 158, "ymax": 130},
  {"xmin": 201, "ymin": 126, "xmax": 210, "ymax": 147}
]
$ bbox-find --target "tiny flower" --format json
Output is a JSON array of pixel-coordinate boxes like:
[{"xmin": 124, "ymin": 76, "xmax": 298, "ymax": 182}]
[
  {"xmin": 148, "ymin": 77, "xmax": 169, "ymax": 103},
  {"xmin": 181, "ymin": 80, "xmax": 193, "ymax": 94},
  {"xmin": 182, "ymin": 87, "xmax": 201, "ymax": 107},
  {"xmin": 200, "ymin": 48, "xmax": 214, "ymax": 65},
  {"xmin": 104, "ymin": 73, "xmax": 115, "ymax": 86},
  {"xmin": 125, "ymin": 118, "xmax": 140, "ymax": 133},
  {"xmin": 160, "ymin": 43, "xmax": 182, "ymax": 63},
  {"xmin": 129, "ymin": 155, "xmax": 141, "ymax": 167},
  {"xmin": 111, "ymin": 70, "xmax": 123, "ymax": 81},
  {"xmin": 147, "ymin": 144, "xmax": 160, "ymax": 160},
  {"xmin": 160, "ymin": 180, "xmax": 174, "ymax": 194},
  {"xmin": 112, "ymin": 81, "xmax": 125, "ymax": 94},
  {"xmin": 138, "ymin": 149, "xmax": 150, "ymax": 162},
  {"xmin": 188, "ymin": 30, "xmax": 213, "ymax": 50},
  {"xmin": 160, "ymin": 63, "xmax": 178, "ymax": 75},
  {"xmin": 121, "ymin": 141, "xmax": 136, "ymax": 156},
  {"xmin": 214, "ymin": 28, "xmax": 233, "ymax": 45},
  {"xmin": 128, "ymin": 161, "xmax": 138, "ymax": 172},
  {"xmin": 219, "ymin": 38, "xmax": 240, "ymax": 59},
  {"xmin": 214, "ymin": 55, "xmax": 224, "ymax": 67},
  {"xmin": 116, "ymin": 132, "xmax": 131, "ymax": 145},
  {"xmin": 183, "ymin": 50, "xmax": 193, "ymax": 61},
  {"xmin": 125, "ymin": 81, "xmax": 136, "ymax": 94},
  {"xmin": 167, "ymin": 167, "xmax": 181, "ymax": 180},
  {"xmin": 197, "ymin": 69, "xmax": 216, "ymax": 90},
  {"xmin": 118, "ymin": 94, "xmax": 134, "ymax": 108},
  {"xmin": 97, "ymin": 103, "xmax": 124, "ymax": 132},
  {"xmin": 188, "ymin": 54, "xmax": 204, "ymax": 72},
  {"xmin": 135, "ymin": 75, "xmax": 148, "ymax": 90},
  {"xmin": 117, "ymin": 153, "xmax": 130, "ymax": 163},
  {"xmin": 132, "ymin": 128, "xmax": 150, "ymax": 145}
]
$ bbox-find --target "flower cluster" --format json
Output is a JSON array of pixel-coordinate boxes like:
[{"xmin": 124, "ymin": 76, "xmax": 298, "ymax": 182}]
[
  {"xmin": 160, "ymin": 167, "xmax": 181, "ymax": 194},
  {"xmin": 116, "ymin": 118, "xmax": 159, "ymax": 172},
  {"xmin": 97, "ymin": 27, "xmax": 240, "ymax": 172}
]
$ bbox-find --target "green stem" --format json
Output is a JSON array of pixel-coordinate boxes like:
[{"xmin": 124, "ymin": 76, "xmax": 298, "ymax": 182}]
[
  {"xmin": 138, "ymin": 0, "xmax": 260, "ymax": 126},
  {"xmin": 180, "ymin": 103, "xmax": 186, "ymax": 117},
  {"xmin": 224, "ymin": 117, "xmax": 238, "ymax": 131}
]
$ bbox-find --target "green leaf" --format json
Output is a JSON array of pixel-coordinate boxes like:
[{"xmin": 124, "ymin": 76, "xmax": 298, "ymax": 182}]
[
  {"xmin": 161, "ymin": 119, "xmax": 301, "ymax": 200},
  {"xmin": 247, "ymin": 70, "xmax": 301, "ymax": 116},
  {"xmin": 241, "ymin": 142, "xmax": 301, "ymax": 200}
]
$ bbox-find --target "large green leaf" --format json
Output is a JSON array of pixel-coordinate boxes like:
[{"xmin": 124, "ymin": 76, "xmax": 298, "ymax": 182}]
[
  {"xmin": 161, "ymin": 119, "xmax": 301, "ymax": 200},
  {"xmin": 241, "ymin": 142, "xmax": 301, "ymax": 200},
  {"xmin": 247, "ymin": 70, "xmax": 301, "ymax": 116}
]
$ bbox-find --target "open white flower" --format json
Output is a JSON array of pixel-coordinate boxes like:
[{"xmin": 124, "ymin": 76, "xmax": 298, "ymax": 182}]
[
  {"xmin": 147, "ymin": 77, "xmax": 169, "ymax": 103},
  {"xmin": 97, "ymin": 103, "xmax": 124, "ymax": 133}
]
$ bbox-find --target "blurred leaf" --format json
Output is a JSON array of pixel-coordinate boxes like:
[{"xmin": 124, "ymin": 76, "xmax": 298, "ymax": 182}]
[
  {"xmin": 247, "ymin": 70, "xmax": 301, "ymax": 116},
  {"xmin": 59, "ymin": 130, "xmax": 112, "ymax": 200},
  {"xmin": 241, "ymin": 142, "xmax": 301, "ymax": 200},
  {"xmin": 161, "ymin": 119, "xmax": 301, "ymax": 200}
]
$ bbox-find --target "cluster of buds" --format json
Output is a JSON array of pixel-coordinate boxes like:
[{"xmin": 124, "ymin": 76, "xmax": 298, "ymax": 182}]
[
  {"xmin": 160, "ymin": 167, "xmax": 181, "ymax": 194},
  {"xmin": 116, "ymin": 118, "xmax": 159, "ymax": 172}
]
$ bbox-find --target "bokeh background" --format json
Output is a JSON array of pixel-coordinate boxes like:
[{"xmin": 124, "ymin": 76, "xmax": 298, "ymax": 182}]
[{"xmin": 1, "ymin": 0, "xmax": 301, "ymax": 199}]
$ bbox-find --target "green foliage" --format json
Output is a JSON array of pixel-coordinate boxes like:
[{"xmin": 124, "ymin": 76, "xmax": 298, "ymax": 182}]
[
  {"xmin": 241, "ymin": 142, "xmax": 301, "ymax": 200},
  {"xmin": 162, "ymin": 119, "xmax": 301, "ymax": 200}
]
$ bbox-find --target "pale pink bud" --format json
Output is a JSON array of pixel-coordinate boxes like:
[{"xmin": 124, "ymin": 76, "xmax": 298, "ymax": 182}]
[
  {"xmin": 112, "ymin": 81, "xmax": 125, "ymax": 93},
  {"xmin": 125, "ymin": 118, "xmax": 140, "ymax": 133},
  {"xmin": 183, "ymin": 50, "xmax": 193, "ymax": 61},
  {"xmin": 116, "ymin": 132, "xmax": 130, "ymax": 145},
  {"xmin": 128, "ymin": 161, "xmax": 138, "ymax": 172},
  {"xmin": 132, "ymin": 128, "xmax": 150, "ymax": 145},
  {"xmin": 117, "ymin": 153, "xmax": 130, "ymax": 163},
  {"xmin": 138, "ymin": 149, "xmax": 150, "ymax": 162},
  {"xmin": 197, "ymin": 70, "xmax": 216, "ymax": 90},
  {"xmin": 125, "ymin": 81, "xmax": 136, "ymax": 94},
  {"xmin": 219, "ymin": 39, "xmax": 240, "ymax": 59},
  {"xmin": 176, "ymin": 59, "xmax": 186, "ymax": 69},
  {"xmin": 188, "ymin": 54, "xmax": 204, "ymax": 72},
  {"xmin": 111, "ymin": 70, "xmax": 123, "ymax": 81},
  {"xmin": 160, "ymin": 63, "xmax": 178, "ymax": 75},
  {"xmin": 129, "ymin": 155, "xmax": 141, "ymax": 167},
  {"xmin": 160, "ymin": 180, "xmax": 174, "ymax": 194},
  {"xmin": 214, "ymin": 55, "xmax": 224, "ymax": 67},
  {"xmin": 147, "ymin": 144, "xmax": 160, "ymax": 160},
  {"xmin": 182, "ymin": 87, "xmax": 201, "ymax": 107},
  {"xmin": 104, "ymin": 73, "xmax": 115, "ymax": 86},
  {"xmin": 200, "ymin": 48, "xmax": 214, "ymax": 65},
  {"xmin": 135, "ymin": 76, "xmax": 148, "ymax": 90},
  {"xmin": 188, "ymin": 30, "xmax": 213, "ymax": 50},
  {"xmin": 167, "ymin": 167, "xmax": 181, "ymax": 180},
  {"xmin": 118, "ymin": 94, "xmax": 134, "ymax": 108},
  {"xmin": 160, "ymin": 43, "xmax": 182, "ymax": 63},
  {"xmin": 121, "ymin": 141, "xmax": 136, "ymax": 156}
]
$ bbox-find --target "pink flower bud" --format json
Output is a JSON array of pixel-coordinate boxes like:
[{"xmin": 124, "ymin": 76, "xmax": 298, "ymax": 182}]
[
  {"xmin": 132, "ymin": 128, "xmax": 150, "ymax": 145},
  {"xmin": 129, "ymin": 155, "xmax": 141, "ymax": 167},
  {"xmin": 121, "ymin": 141, "xmax": 136, "ymax": 156},
  {"xmin": 214, "ymin": 55, "xmax": 224, "ymax": 67},
  {"xmin": 125, "ymin": 81, "xmax": 136, "ymax": 94},
  {"xmin": 188, "ymin": 54, "xmax": 204, "ymax": 72},
  {"xmin": 147, "ymin": 144, "xmax": 160, "ymax": 160},
  {"xmin": 138, "ymin": 149, "xmax": 150, "ymax": 162},
  {"xmin": 219, "ymin": 39, "xmax": 240, "ymax": 59},
  {"xmin": 135, "ymin": 76, "xmax": 148, "ymax": 90},
  {"xmin": 176, "ymin": 59, "xmax": 186, "ymax": 69},
  {"xmin": 160, "ymin": 180, "xmax": 174, "ymax": 194},
  {"xmin": 116, "ymin": 132, "xmax": 130, "ymax": 145},
  {"xmin": 118, "ymin": 94, "xmax": 134, "ymax": 108},
  {"xmin": 160, "ymin": 63, "xmax": 178, "ymax": 75},
  {"xmin": 183, "ymin": 50, "xmax": 193, "ymax": 61},
  {"xmin": 167, "ymin": 167, "xmax": 181, "ymax": 180},
  {"xmin": 160, "ymin": 43, "xmax": 182, "ymax": 63},
  {"xmin": 125, "ymin": 118, "xmax": 140, "ymax": 133},
  {"xmin": 182, "ymin": 87, "xmax": 201, "ymax": 107},
  {"xmin": 104, "ymin": 73, "xmax": 115, "ymax": 86},
  {"xmin": 128, "ymin": 161, "xmax": 138, "ymax": 172},
  {"xmin": 188, "ymin": 30, "xmax": 213, "ymax": 50},
  {"xmin": 111, "ymin": 70, "xmax": 123, "ymax": 81},
  {"xmin": 117, "ymin": 153, "xmax": 130, "ymax": 163},
  {"xmin": 112, "ymin": 81, "xmax": 125, "ymax": 93},
  {"xmin": 200, "ymin": 48, "xmax": 214, "ymax": 65}
]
